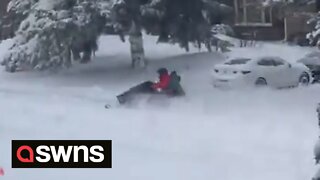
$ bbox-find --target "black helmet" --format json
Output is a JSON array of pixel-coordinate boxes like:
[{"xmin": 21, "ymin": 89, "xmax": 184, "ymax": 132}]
[{"xmin": 157, "ymin": 68, "xmax": 168, "ymax": 75}]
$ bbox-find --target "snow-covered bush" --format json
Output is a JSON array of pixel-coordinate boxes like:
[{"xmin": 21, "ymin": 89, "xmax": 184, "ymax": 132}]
[
  {"xmin": 211, "ymin": 24, "xmax": 234, "ymax": 36},
  {"xmin": 2, "ymin": 0, "xmax": 112, "ymax": 72}
]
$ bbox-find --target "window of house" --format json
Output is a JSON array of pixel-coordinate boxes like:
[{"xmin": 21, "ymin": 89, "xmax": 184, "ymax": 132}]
[{"xmin": 235, "ymin": 0, "xmax": 273, "ymax": 26}]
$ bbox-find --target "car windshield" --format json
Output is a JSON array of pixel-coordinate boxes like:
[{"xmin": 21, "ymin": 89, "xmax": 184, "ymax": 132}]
[{"xmin": 225, "ymin": 58, "xmax": 251, "ymax": 65}]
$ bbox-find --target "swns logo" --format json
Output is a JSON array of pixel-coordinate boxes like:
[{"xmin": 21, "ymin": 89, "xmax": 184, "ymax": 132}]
[{"xmin": 12, "ymin": 140, "xmax": 112, "ymax": 168}]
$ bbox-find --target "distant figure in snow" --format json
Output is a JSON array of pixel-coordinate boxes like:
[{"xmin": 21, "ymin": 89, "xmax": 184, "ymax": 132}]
[{"xmin": 116, "ymin": 68, "xmax": 185, "ymax": 105}]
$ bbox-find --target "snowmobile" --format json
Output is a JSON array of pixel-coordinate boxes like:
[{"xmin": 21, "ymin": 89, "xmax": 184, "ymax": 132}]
[{"xmin": 105, "ymin": 71, "xmax": 185, "ymax": 108}]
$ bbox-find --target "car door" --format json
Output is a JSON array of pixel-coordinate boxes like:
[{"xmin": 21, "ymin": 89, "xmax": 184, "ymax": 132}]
[
  {"xmin": 256, "ymin": 58, "xmax": 278, "ymax": 86},
  {"xmin": 272, "ymin": 58, "xmax": 295, "ymax": 87}
]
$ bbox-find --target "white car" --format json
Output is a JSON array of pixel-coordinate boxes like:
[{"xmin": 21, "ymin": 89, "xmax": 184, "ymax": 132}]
[{"xmin": 212, "ymin": 56, "xmax": 311, "ymax": 88}]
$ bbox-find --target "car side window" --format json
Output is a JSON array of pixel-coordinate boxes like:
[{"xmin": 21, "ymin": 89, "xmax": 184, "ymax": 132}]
[
  {"xmin": 273, "ymin": 59, "xmax": 285, "ymax": 66},
  {"xmin": 257, "ymin": 59, "xmax": 274, "ymax": 66}
]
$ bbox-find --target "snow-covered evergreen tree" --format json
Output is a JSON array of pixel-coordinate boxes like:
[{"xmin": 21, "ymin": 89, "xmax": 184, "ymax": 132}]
[
  {"xmin": 2, "ymin": 0, "xmax": 112, "ymax": 72},
  {"xmin": 3, "ymin": 0, "xmax": 38, "ymax": 40},
  {"xmin": 112, "ymin": 0, "xmax": 149, "ymax": 69},
  {"xmin": 7, "ymin": 0, "xmax": 38, "ymax": 14},
  {"xmin": 146, "ymin": 0, "xmax": 231, "ymax": 52},
  {"xmin": 112, "ymin": 0, "xmax": 231, "ymax": 68},
  {"xmin": 308, "ymin": 13, "xmax": 320, "ymax": 47},
  {"xmin": 70, "ymin": 0, "xmax": 112, "ymax": 64},
  {"xmin": 3, "ymin": 0, "xmax": 230, "ymax": 71}
]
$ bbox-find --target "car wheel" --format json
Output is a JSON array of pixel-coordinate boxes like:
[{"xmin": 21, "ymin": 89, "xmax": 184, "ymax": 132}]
[
  {"xmin": 255, "ymin": 78, "xmax": 267, "ymax": 87},
  {"xmin": 299, "ymin": 72, "xmax": 310, "ymax": 86}
]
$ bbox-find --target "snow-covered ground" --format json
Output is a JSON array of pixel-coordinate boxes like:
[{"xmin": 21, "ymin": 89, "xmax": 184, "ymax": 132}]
[{"xmin": 0, "ymin": 35, "xmax": 319, "ymax": 179}]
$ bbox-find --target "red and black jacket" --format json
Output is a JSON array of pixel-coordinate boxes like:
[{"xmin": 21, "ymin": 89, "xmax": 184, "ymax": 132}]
[{"xmin": 152, "ymin": 73, "xmax": 171, "ymax": 90}]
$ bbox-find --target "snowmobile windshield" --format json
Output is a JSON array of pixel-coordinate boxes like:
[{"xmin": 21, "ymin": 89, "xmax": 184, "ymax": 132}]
[{"xmin": 225, "ymin": 58, "xmax": 251, "ymax": 65}]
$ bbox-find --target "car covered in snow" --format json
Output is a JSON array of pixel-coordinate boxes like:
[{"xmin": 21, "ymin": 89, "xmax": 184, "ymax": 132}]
[
  {"xmin": 297, "ymin": 51, "xmax": 320, "ymax": 83},
  {"xmin": 212, "ymin": 56, "xmax": 311, "ymax": 88}
]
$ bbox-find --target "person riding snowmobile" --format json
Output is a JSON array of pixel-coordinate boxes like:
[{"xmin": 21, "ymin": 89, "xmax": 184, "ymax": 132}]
[
  {"xmin": 151, "ymin": 68, "xmax": 171, "ymax": 92},
  {"xmin": 116, "ymin": 68, "xmax": 184, "ymax": 105},
  {"xmin": 167, "ymin": 71, "xmax": 185, "ymax": 96}
]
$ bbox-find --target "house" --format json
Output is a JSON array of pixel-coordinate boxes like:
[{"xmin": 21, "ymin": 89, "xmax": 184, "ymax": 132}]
[
  {"xmin": 0, "ymin": 0, "xmax": 13, "ymax": 40},
  {"xmin": 231, "ymin": 0, "xmax": 319, "ymax": 41},
  {"xmin": 283, "ymin": 1, "xmax": 318, "ymax": 43}
]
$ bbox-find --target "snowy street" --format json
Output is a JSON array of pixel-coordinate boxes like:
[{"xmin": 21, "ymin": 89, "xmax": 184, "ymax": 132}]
[{"xmin": 0, "ymin": 35, "xmax": 319, "ymax": 179}]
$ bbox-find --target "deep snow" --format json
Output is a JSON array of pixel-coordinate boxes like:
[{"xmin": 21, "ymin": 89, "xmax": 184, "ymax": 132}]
[{"xmin": 0, "ymin": 35, "xmax": 319, "ymax": 179}]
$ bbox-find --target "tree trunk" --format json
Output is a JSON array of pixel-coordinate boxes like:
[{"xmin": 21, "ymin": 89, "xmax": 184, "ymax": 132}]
[
  {"xmin": 129, "ymin": 21, "xmax": 146, "ymax": 69},
  {"xmin": 206, "ymin": 40, "xmax": 212, "ymax": 52}
]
